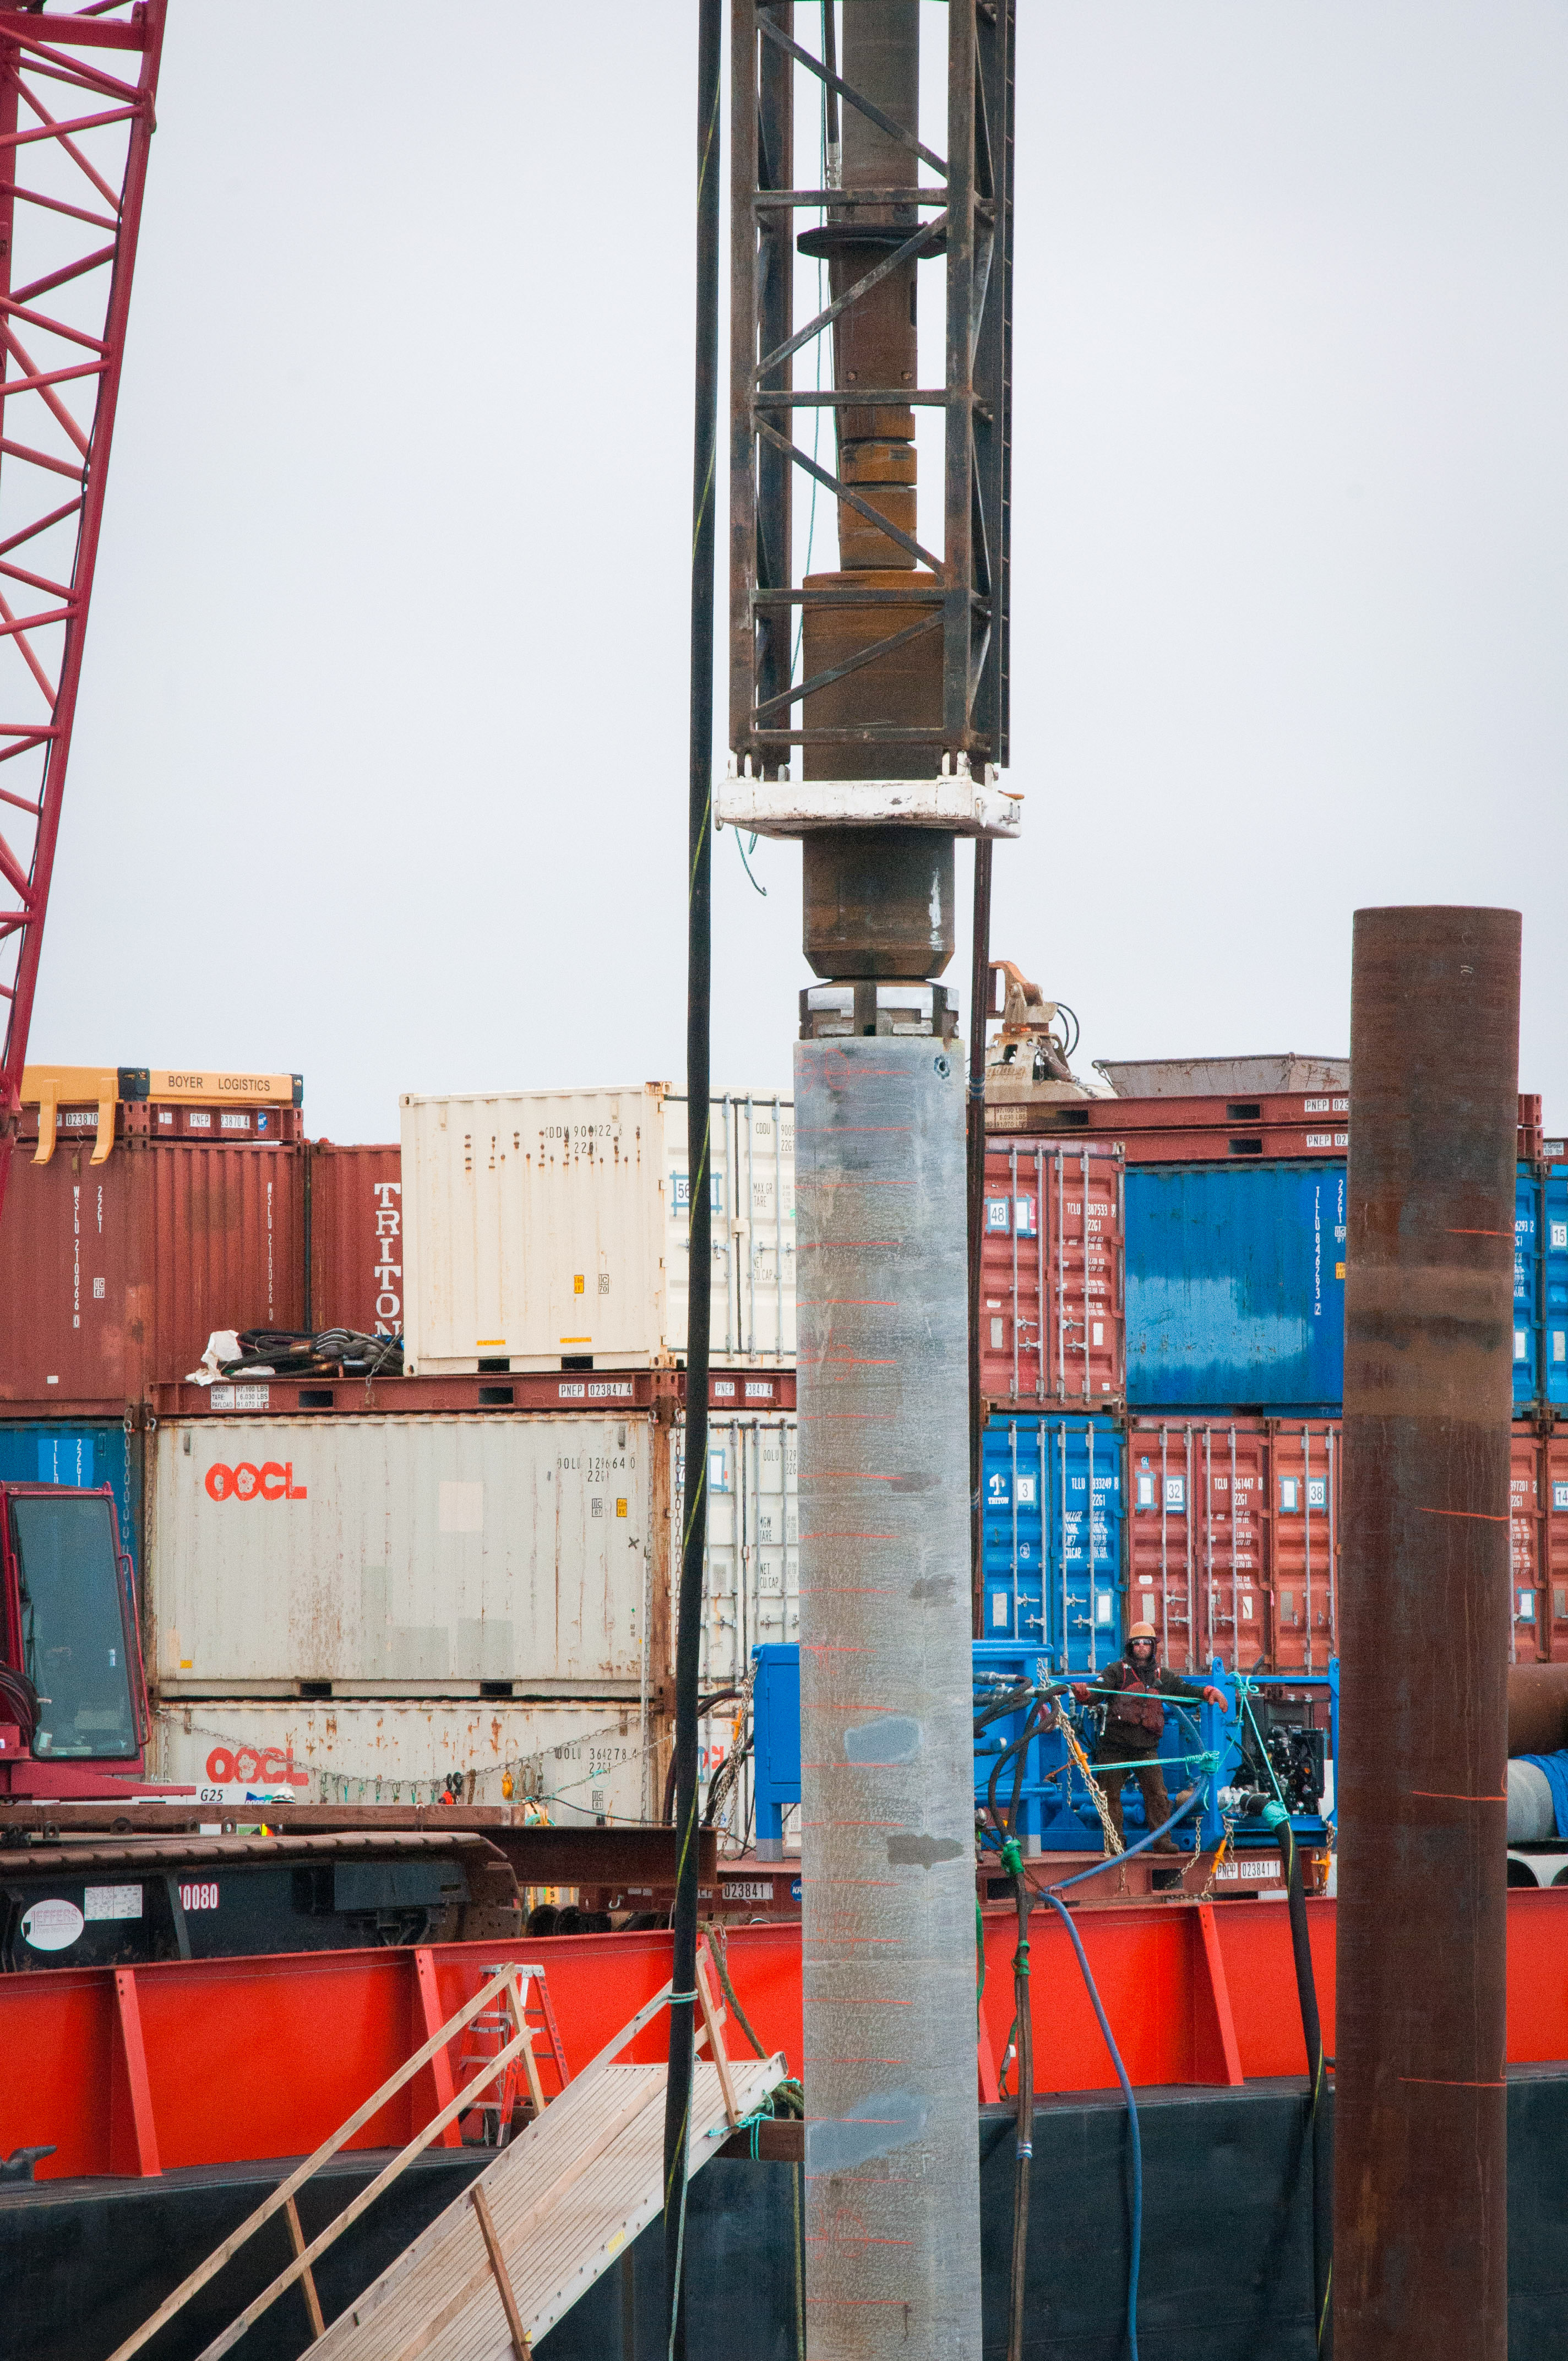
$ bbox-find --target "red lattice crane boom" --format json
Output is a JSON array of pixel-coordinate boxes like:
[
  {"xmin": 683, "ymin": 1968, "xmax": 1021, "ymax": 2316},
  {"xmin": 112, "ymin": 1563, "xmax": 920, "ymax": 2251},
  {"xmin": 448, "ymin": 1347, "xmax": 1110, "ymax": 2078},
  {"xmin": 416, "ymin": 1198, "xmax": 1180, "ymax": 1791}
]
[{"xmin": 0, "ymin": 1, "xmax": 164, "ymax": 1222}]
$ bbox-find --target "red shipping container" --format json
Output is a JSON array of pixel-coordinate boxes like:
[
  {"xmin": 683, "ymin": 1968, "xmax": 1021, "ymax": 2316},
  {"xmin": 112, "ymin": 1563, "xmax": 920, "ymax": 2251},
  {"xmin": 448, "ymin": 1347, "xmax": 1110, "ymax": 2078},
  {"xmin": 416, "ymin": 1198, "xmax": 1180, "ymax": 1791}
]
[
  {"xmin": 1509, "ymin": 1428, "xmax": 1568, "ymax": 1663},
  {"xmin": 989, "ymin": 1089, "xmax": 1539, "ymax": 1164},
  {"xmin": 1126, "ymin": 1417, "xmax": 1340, "ymax": 1675},
  {"xmin": 0, "ymin": 1139, "xmax": 303, "ymax": 1409},
  {"xmin": 304, "ymin": 1143, "xmax": 402, "ymax": 1336},
  {"xmin": 979, "ymin": 1141, "xmax": 1124, "ymax": 1406}
]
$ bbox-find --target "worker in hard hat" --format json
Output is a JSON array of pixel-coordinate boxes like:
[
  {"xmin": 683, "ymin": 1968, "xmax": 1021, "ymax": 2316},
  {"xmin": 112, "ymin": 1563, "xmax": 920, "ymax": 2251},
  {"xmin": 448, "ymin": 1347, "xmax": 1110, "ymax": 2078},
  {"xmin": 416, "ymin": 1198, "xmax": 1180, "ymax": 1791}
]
[{"xmin": 1072, "ymin": 1623, "xmax": 1227, "ymax": 1854}]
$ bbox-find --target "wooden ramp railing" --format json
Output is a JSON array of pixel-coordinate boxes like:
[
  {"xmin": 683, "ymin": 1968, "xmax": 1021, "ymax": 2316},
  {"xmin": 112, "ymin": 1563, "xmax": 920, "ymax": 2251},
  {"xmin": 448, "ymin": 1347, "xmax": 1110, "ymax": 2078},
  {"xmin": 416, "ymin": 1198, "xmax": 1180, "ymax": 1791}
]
[{"xmin": 108, "ymin": 1938, "xmax": 784, "ymax": 2361}]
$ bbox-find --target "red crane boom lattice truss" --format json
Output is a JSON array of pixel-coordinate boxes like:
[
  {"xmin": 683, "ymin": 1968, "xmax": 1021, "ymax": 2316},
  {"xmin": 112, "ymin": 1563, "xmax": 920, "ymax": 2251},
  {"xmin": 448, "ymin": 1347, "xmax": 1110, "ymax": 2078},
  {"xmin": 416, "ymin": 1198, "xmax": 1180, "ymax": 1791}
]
[{"xmin": 0, "ymin": 0, "xmax": 164, "ymax": 1220}]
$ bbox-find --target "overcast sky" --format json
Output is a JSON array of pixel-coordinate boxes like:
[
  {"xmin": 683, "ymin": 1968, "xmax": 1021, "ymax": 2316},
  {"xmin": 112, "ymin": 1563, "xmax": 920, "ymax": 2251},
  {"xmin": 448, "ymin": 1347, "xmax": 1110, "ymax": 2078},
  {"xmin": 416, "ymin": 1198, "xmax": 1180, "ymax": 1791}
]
[{"xmin": 26, "ymin": 2, "xmax": 1568, "ymax": 1137}]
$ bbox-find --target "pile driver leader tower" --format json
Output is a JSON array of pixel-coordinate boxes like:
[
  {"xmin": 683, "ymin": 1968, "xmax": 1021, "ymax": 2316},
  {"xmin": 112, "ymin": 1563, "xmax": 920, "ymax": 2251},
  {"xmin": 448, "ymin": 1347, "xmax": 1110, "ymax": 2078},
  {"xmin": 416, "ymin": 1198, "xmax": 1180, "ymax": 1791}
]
[{"xmin": 719, "ymin": 6, "xmax": 1016, "ymax": 2354}]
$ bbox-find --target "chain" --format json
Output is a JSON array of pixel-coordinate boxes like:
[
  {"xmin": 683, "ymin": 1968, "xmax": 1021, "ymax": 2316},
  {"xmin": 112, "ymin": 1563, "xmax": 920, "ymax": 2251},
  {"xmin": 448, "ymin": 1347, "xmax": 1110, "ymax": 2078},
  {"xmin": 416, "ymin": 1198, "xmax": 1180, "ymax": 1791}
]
[
  {"xmin": 1183, "ymin": 1817, "xmax": 1233, "ymax": 1902},
  {"xmin": 1060, "ymin": 1713, "xmax": 1123, "ymax": 1857}
]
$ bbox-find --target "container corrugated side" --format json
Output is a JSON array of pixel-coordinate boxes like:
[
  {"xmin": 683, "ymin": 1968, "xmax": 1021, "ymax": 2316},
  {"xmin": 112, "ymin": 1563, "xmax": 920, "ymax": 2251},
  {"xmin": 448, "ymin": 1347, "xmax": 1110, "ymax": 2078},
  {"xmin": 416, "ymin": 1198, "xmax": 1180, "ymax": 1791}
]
[
  {"xmin": 149, "ymin": 1696, "xmax": 661, "ymax": 1821},
  {"xmin": 0, "ymin": 1417, "xmax": 142, "ymax": 1577},
  {"xmin": 980, "ymin": 1415, "xmax": 1121, "ymax": 1672},
  {"xmin": 400, "ymin": 1084, "xmax": 793, "ymax": 1375},
  {"xmin": 1542, "ymin": 1165, "xmax": 1568, "ymax": 1408},
  {"xmin": 1126, "ymin": 1416, "xmax": 1341, "ymax": 1674},
  {"xmin": 980, "ymin": 1143, "xmax": 1124, "ymax": 1406},
  {"xmin": 1515, "ymin": 1166, "xmax": 1540, "ymax": 1408},
  {"xmin": 146, "ymin": 1412, "xmax": 671, "ymax": 1696},
  {"xmin": 674, "ymin": 1412, "xmax": 798, "ymax": 1840},
  {"xmin": 0, "ymin": 1140, "xmax": 303, "ymax": 1406},
  {"xmin": 306, "ymin": 1142, "xmax": 402, "ymax": 1335},
  {"xmin": 1124, "ymin": 1160, "xmax": 1346, "ymax": 1408},
  {"xmin": 1509, "ymin": 1427, "xmax": 1568, "ymax": 1663}
]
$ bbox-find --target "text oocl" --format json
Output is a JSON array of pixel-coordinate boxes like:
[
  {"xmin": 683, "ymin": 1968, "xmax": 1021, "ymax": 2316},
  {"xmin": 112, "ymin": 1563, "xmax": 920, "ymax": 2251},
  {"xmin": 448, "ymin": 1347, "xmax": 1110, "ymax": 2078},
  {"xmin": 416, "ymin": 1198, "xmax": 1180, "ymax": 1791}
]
[{"xmin": 204, "ymin": 1461, "xmax": 308, "ymax": 1502}]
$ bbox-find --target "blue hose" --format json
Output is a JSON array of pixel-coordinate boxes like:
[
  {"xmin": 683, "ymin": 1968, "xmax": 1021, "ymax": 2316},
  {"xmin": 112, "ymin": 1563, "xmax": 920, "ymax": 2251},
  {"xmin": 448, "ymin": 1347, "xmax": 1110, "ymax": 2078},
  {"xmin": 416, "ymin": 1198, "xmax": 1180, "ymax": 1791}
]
[{"xmin": 1038, "ymin": 1890, "xmax": 1143, "ymax": 2361}]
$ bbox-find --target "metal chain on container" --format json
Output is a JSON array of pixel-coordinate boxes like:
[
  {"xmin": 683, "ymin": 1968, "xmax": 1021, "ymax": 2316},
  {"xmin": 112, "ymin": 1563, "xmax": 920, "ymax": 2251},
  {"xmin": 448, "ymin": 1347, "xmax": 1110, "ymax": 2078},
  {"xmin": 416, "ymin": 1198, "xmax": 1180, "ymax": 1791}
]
[
  {"xmin": 1183, "ymin": 1815, "xmax": 1234, "ymax": 1903},
  {"xmin": 1060, "ymin": 1712, "xmax": 1123, "ymax": 1857}
]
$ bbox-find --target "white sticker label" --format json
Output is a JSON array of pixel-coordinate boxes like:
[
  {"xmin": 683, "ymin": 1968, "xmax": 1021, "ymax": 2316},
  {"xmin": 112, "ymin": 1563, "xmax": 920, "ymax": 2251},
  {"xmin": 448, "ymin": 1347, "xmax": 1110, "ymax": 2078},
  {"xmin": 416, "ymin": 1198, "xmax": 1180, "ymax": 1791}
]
[
  {"xmin": 21, "ymin": 1898, "xmax": 84, "ymax": 1951},
  {"xmin": 179, "ymin": 1881, "xmax": 220, "ymax": 1912},
  {"xmin": 83, "ymin": 1884, "xmax": 142, "ymax": 1922},
  {"xmin": 721, "ymin": 1880, "xmax": 775, "ymax": 1902},
  {"xmin": 992, "ymin": 1593, "xmax": 1007, "ymax": 1628},
  {"xmin": 1215, "ymin": 1855, "xmax": 1281, "ymax": 1881}
]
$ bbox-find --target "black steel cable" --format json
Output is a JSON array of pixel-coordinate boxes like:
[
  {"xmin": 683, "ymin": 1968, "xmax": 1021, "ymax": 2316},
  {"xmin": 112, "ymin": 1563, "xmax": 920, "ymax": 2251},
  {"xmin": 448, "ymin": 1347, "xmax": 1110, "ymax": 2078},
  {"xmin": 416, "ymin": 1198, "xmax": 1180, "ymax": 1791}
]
[
  {"xmin": 662, "ymin": 8, "xmax": 721, "ymax": 2355},
  {"xmin": 1275, "ymin": 1820, "xmax": 1333, "ymax": 2357}
]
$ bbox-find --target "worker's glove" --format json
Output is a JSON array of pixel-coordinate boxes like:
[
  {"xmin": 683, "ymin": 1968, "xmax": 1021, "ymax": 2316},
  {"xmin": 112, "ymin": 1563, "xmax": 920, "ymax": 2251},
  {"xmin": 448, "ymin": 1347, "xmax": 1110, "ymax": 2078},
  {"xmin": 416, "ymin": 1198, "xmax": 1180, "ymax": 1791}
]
[
  {"xmin": 1202, "ymin": 1686, "xmax": 1227, "ymax": 1708},
  {"xmin": 1071, "ymin": 1683, "xmax": 1090, "ymax": 1705}
]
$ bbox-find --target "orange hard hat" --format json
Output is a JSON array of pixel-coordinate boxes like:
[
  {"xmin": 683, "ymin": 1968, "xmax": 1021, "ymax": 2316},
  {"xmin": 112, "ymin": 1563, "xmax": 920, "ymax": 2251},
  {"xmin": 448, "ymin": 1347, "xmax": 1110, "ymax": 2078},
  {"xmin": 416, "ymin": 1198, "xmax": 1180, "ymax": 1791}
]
[{"xmin": 1128, "ymin": 1621, "xmax": 1157, "ymax": 1641}]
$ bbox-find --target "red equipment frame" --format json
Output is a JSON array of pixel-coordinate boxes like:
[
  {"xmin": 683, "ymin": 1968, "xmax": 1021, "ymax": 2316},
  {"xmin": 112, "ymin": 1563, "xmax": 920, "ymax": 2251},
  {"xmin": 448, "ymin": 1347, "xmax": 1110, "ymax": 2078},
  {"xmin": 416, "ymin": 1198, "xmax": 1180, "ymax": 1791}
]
[
  {"xmin": 0, "ymin": 2, "xmax": 164, "ymax": 1221},
  {"xmin": 8, "ymin": 1890, "xmax": 1568, "ymax": 2182}
]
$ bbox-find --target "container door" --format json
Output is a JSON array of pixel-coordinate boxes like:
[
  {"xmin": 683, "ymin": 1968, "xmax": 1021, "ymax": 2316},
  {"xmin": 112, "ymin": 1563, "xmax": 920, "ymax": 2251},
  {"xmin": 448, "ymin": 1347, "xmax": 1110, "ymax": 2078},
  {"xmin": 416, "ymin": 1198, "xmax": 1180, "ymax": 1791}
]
[
  {"xmin": 1191, "ymin": 1423, "xmax": 1268, "ymax": 1673},
  {"xmin": 1051, "ymin": 1418, "xmax": 1123, "ymax": 1677},
  {"xmin": 1266, "ymin": 1424, "xmax": 1337, "ymax": 1674},
  {"xmin": 1509, "ymin": 1428, "xmax": 1545, "ymax": 1663},
  {"xmin": 1515, "ymin": 1167, "xmax": 1541, "ymax": 1410},
  {"xmin": 1128, "ymin": 1424, "xmax": 1197, "ymax": 1673},
  {"xmin": 1045, "ymin": 1150, "xmax": 1125, "ymax": 1406},
  {"xmin": 979, "ymin": 1147, "xmax": 1045, "ymax": 1406},
  {"xmin": 1543, "ymin": 1167, "xmax": 1568, "ymax": 1408},
  {"xmin": 981, "ymin": 1418, "xmax": 1047, "ymax": 1650},
  {"xmin": 1545, "ymin": 1436, "xmax": 1568, "ymax": 1663}
]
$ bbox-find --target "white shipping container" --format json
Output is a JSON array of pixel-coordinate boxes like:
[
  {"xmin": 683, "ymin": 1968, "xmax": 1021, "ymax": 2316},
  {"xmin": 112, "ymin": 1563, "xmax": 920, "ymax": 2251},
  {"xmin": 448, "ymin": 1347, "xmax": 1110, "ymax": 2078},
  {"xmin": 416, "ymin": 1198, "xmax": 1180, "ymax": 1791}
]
[
  {"xmin": 149, "ymin": 1696, "xmax": 658, "ymax": 1823},
  {"xmin": 674, "ymin": 1415, "xmax": 800, "ymax": 1845},
  {"xmin": 400, "ymin": 1085, "xmax": 794, "ymax": 1374},
  {"xmin": 147, "ymin": 1414, "xmax": 666, "ymax": 1699}
]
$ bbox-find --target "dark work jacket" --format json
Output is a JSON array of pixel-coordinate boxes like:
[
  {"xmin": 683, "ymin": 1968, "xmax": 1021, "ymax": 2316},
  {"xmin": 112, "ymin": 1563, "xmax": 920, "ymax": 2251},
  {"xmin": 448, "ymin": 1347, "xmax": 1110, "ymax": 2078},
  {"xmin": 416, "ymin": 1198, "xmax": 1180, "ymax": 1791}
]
[{"xmin": 1095, "ymin": 1656, "xmax": 1207, "ymax": 1743}]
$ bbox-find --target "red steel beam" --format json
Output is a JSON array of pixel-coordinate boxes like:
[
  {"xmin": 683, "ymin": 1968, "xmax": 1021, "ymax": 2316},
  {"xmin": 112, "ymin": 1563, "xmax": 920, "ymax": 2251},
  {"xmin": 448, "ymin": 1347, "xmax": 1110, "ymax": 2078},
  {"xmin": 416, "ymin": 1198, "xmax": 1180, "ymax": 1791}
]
[
  {"xmin": 7, "ymin": 1891, "xmax": 1568, "ymax": 2183},
  {"xmin": 0, "ymin": 3, "xmax": 164, "ymax": 1223}
]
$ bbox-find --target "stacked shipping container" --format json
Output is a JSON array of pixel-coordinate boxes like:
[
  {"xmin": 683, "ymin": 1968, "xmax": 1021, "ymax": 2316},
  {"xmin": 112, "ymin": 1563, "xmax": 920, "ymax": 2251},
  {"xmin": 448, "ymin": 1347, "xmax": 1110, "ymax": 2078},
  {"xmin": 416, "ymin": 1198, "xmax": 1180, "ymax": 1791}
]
[{"xmin": 978, "ymin": 1077, "xmax": 1568, "ymax": 1674}]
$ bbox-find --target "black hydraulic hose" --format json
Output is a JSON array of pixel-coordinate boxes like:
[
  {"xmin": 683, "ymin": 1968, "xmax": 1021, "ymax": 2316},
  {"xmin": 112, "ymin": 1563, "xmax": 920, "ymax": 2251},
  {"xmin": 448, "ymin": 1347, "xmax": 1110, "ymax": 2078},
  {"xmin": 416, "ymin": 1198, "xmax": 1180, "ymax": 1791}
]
[
  {"xmin": 662, "ymin": 7, "xmax": 720, "ymax": 2355},
  {"xmin": 1007, "ymin": 1874, "xmax": 1033, "ymax": 2361},
  {"xmin": 1275, "ymin": 1820, "xmax": 1333, "ymax": 2358}
]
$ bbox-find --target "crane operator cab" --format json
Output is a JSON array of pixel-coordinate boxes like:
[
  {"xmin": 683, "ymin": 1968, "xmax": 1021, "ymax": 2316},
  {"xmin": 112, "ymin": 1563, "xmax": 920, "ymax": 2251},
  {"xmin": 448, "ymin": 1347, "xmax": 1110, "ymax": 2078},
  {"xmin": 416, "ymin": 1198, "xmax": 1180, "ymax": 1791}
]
[{"xmin": 0, "ymin": 1485, "xmax": 145, "ymax": 1787}]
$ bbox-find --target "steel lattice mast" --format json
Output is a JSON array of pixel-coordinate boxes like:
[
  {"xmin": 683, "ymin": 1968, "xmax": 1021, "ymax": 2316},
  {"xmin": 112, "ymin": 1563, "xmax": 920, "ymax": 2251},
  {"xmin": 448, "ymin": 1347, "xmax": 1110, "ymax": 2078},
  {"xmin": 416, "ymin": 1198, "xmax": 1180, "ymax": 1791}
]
[
  {"xmin": 0, "ymin": 1, "xmax": 165, "ymax": 1222},
  {"xmin": 723, "ymin": 8, "xmax": 1016, "ymax": 2355}
]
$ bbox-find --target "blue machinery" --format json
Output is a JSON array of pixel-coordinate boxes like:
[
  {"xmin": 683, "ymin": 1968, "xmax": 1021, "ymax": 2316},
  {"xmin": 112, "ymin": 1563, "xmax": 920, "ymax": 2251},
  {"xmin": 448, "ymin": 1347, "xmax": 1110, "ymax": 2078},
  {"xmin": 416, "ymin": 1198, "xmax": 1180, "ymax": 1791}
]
[{"xmin": 751, "ymin": 1639, "xmax": 1337, "ymax": 1859}]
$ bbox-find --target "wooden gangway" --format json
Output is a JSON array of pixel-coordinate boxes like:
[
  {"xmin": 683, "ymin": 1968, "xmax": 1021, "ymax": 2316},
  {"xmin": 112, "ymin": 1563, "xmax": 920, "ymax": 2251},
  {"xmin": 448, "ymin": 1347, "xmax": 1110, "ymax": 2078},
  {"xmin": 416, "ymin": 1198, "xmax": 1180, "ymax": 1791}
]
[{"xmin": 108, "ymin": 1943, "xmax": 783, "ymax": 2361}]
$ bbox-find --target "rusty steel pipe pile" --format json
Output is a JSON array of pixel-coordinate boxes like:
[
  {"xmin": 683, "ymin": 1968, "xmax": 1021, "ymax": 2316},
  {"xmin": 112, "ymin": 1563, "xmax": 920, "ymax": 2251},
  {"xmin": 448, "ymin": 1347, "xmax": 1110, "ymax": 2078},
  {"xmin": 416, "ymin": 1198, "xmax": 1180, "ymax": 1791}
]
[{"xmin": 1337, "ymin": 905, "xmax": 1520, "ymax": 2361}]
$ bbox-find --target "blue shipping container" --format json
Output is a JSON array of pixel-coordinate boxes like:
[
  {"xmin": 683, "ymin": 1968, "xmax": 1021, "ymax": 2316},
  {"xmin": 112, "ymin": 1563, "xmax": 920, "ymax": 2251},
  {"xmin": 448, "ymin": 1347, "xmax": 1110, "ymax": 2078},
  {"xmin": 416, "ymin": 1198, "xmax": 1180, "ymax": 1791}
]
[
  {"xmin": 1125, "ymin": 1161, "xmax": 1346, "ymax": 1408},
  {"xmin": 0, "ymin": 1420, "xmax": 138, "ymax": 1574},
  {"xmin": 981, "ymin": 1415, "xmax": 1121, "ymax": 1672},
  {"xmin": 1516, "ymin": 1166, "xmax": 1540, "ymax": 1408},
  {"xmin": 1541, "ymin": 1166, "xmax": 1568, "ymax": 1409}
]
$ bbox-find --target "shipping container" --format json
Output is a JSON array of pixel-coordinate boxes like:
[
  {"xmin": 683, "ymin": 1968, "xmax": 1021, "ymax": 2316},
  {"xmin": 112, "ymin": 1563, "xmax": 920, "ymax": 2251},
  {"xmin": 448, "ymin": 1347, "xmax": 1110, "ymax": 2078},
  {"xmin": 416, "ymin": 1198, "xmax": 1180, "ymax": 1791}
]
[
  {"xmin": 1509, "ymin": 1427, "xmax": 1568, "ymax": 1664},
  {"xmin": 151, "ymin": 1367, "xmax": 795, "ymax": 1419},
  {"xmin": 148, "ymin": 1695, "xmax": 658, "ymax": 1823},
  {"xmin": 1542, "ymin": 1165, "xmax": 1568, "ymax": 1410},
  {"xmin": 304, "ymin": 1141, "xmax": 402, "ymax": 1335},
  {"xmin": 1126, "ymin": 1417, "xmax": 1341, "ymax": 1675},
  {"xmin": 979, "ymin": 1415, "xmax": 1122, "ymax": 1673},
  {"xmin": 0, "ymin": 1139, "xmax": 303, "ymax": 1410},
  {"xmin": 979, "ymin": 1144, "xmax": 1124, "ymax": 1406},
  {"xmin": 675, "ymin": 1414, "xmax": 800, "ymax": 1841},
  {"xmin": 0, "ymin": 1418, "xmax": 141, "ymax": 1579},
  {"xmin": 988, "ymin": 1085, "xmax": 1540, "ymax": 1167},
  {"xmin": 400, "ymin": 1085, "xmax": 794, "ymax": 1375},
  {"xmin": 146, "ymin": 1412, "xmax": 669, "ymax": 1699},
  {"xmin": 1125, "ymin": 1160, "xmax": 1346, "ymax": 1408},
  {"xmin": 1516, "ymin": 1167, "xmax": 1540, "ymax": 1408}
]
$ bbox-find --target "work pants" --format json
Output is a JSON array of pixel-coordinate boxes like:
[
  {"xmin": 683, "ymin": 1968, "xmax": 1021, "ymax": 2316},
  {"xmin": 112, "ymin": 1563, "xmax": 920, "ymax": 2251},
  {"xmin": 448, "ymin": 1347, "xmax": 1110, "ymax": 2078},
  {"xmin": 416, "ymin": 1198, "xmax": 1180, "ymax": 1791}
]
[{"xmin": 1092, "ymin": 1731, "xmax": 1173, "ymax": 1850}]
